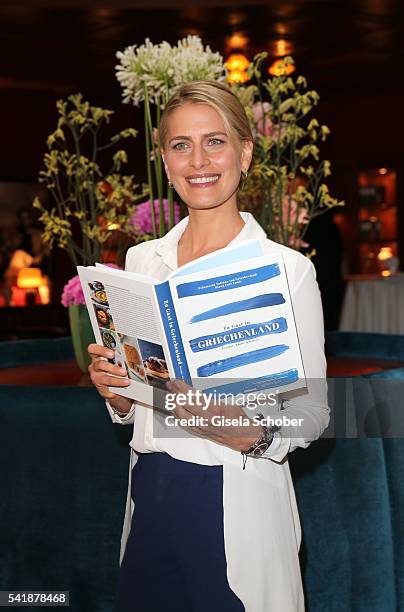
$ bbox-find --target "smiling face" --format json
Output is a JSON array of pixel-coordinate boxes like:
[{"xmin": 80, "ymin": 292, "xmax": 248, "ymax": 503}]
[{"xmin": 162, "ymin": 103, "xmax": 253, "ymax": 211}]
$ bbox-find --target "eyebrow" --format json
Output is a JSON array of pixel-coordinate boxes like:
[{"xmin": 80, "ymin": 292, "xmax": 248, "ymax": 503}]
[{"xmin": 169, "ymin": 131, "xmax": 228, "ymax": 144}]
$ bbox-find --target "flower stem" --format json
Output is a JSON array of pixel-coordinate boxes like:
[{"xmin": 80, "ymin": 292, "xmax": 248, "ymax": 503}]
[
  {"xmin": 155, "ymin": 99, "xmax": 165, "ymax": 236},
  {"xmin": 143, "ymin": 88, "xmax": 157, "ymax": 238}
]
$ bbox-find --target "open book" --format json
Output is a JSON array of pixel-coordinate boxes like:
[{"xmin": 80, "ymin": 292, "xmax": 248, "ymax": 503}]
[{"xmin": 77, "ymin": 239, "xmax": 306, "ymax": 406}]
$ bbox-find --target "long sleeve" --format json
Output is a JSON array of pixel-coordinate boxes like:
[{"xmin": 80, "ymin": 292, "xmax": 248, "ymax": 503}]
[
  {"xmin": 105, "ymin": 399, "xmax": 137, "ymax": 425},
  {"xmin": 258, "ymin": 257, "xmax": 329, "ymax": 463}
]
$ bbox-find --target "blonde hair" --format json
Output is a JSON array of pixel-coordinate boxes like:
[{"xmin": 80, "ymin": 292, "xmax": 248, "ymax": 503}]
[{"xmin": 160, "ymin": 80, "xmax": 253, "ymax": 155}]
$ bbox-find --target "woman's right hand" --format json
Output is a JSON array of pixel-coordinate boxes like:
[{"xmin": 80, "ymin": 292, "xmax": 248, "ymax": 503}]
[{"xmin": 88, "ymin": 344, "xmax": 132, "ymax": 413}]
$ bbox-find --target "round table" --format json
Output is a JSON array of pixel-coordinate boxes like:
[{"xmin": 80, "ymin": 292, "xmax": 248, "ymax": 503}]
[{"xmin": 339, "ymin": 274, "xmax": 404, "ymax": 334}]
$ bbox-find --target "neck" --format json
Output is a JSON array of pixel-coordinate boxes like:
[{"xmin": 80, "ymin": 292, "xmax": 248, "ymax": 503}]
[{"xmin": 178, "ymin": 202, "xmax": 245, "ymax": 263}]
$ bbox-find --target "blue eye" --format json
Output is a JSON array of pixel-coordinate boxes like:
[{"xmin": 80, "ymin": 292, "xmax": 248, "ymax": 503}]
[
  {"xmin": 173, "ymin": 142, "xmax": 189, "ymax": 151},
  {"xmin": 208, "ymin": 138, "xmax": 225, "ymax": 146}
]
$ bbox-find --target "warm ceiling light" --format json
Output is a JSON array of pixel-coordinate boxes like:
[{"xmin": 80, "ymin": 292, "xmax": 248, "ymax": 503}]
[
  {"xmin": 275, "ymin": 23, "xmax": 287, "ymax": 36},
  {"xmin": 226, "ymin": 53, "xmax": 250, "ymax": 84},
  {"xmin": 229, "ymin": 11, "xmax": 245, "ymax": 27},
  {"xmin": 225, "ymin": 53, "xmax": 250, "ymax": 72},
  {"xmin": 226, "ymin": 32, "xmax": 249, "ymax": 50},
  {"xmin": 276, "ymin": 39, "xmax": 287, "ymax": 56},
  {"xmin": 378, "ymin": 167, "xmax": 388, "ymax": 175},
  {"xmin": 268, "ymin": 59, "xmax": 295, "ymax": 77},
  {"xmin": 227, "ymin": 70, "xmax": 250, "ymax": 84},
  {"xmin": 270, "ymin": 38, "xmax": 293, "ymax": 57}
]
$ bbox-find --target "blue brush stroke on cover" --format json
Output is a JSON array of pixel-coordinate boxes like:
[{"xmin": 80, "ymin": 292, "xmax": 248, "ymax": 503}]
[
  {"xmin": 203, "ymin": 368, "xmax": 299, "ymax": 395},
  {"xmin": 197, "ymin": 344, "xmax": 289, "ymax": 377},
  {"xmin": 189, "ymin": 293, "xmax": 285, "ymax": 323},
  {"xmin": 189, "ymin": 317, "xmax": 288, "ymax": 353},
  {"xmin": 176, "ymin": 263, "xmax": 280, "ymax": 298},
  {"xmin": 155, "ymin": 281, "xmax": 191, "ymax": 384},
  {"xmin": 171, "ymin": 240, "xmax": 264, "ymax": 278}
]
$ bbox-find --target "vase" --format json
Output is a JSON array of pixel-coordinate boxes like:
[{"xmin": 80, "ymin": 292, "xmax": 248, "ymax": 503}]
[{"xmin": 68, "ymin": 304, "xmax": 95, "ymax": 373}]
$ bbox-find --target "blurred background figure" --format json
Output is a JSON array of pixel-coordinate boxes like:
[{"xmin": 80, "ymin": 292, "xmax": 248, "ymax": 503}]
[
  {"xmin": 3, "ymin": 224, "xmax": 50, "ymax": 306},
  {"xmin": 304, "ymin": 211, "xmax": 344, "ymax": 330}
]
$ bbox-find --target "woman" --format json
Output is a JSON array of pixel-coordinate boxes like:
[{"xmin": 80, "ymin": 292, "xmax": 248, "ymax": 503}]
[{"xmin": 88, "ymin": 81, "xmax": 329, "ymax": 612}]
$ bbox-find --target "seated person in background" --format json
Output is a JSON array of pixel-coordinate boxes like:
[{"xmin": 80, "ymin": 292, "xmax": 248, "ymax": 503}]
[{"xmin": 4, "ymin": 226, "xmax": 49, "ymax": 305}]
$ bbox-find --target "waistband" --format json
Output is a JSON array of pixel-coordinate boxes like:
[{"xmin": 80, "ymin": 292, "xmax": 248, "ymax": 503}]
[{"xmin": 135, "ymin": 451, "xmax": 223, "ymax": 476}]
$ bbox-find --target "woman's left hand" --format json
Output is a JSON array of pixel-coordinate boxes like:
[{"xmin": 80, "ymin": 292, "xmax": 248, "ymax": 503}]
[{"xmin": 165, "ymin": 379, "xmax": 261, "ymax": 452}]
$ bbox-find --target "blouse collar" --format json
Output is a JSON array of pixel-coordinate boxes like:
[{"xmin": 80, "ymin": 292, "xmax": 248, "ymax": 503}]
[{"xmin": 155, "ymin": 211, "xmax": 268, "ymax": 271}]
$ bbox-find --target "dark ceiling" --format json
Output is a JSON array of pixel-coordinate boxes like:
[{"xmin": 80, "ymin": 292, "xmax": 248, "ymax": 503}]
[{"xmin": 1, "ymin": 0, "xmax": 404, "ymax": 106}]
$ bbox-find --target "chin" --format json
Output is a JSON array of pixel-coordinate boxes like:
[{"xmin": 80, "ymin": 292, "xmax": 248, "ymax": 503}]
[
  {"xmin": 179, "ymin": 185, "xmax": 239, "ymax": 211},
  {"xmin": 186, "ymin": 200, "xmax": 224, "ymax": 211},
  {"xmin": 181, "ymin": 192, "xmax": 229, "ymax": 210}
]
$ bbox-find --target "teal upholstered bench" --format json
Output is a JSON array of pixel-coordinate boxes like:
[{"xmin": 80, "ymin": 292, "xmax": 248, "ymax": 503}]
[
  {"xmin": 326, "ymin": 330, "xmax": 404, "ymax": 361},
  {"xmin": 0, "ymin": 386, "xmax": 131, "ymax": 612},
  {"xmin": 0, "ymin": 336, "xmax": 74, "ymax": 369}
]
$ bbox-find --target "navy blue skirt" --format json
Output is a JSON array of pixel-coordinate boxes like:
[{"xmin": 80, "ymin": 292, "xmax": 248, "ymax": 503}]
[{"xmin": 113, "ymin": 452, "xmax": 245, "ymax": 612}]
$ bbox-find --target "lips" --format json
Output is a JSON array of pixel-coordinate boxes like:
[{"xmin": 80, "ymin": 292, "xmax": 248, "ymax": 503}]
[{"xmin": 186, "ymin": 173, "xmax": 220, "ymax": 186}]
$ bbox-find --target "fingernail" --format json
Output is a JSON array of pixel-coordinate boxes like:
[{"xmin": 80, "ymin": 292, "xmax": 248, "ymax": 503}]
[
  {"xmin": 119, "ymin": 368, "xmax": 127, "ymax": 375},
  {"xmin": 107, "ymin": 350, "xmax": 114, "ymax": 358}
]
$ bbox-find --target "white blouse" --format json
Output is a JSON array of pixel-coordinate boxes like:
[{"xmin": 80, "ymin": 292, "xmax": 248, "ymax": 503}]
[{"xmin": 106, "ymin": 212, "xmax": 329, "ymax": 612}]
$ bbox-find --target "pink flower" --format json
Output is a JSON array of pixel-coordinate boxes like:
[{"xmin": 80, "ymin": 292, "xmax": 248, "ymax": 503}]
[
  {"xmin": 275, "ymin": 198, "xmax": 310, "ymax": 249},
  {"xmin": 61, "ymin": 263, "xmax": 122, "ymax": 307},
  {"xmin": 61, "ymin": 276, "xmax": 85, "ymax": 307},
  {"xmin": 129, "ymin": 199, "xmax": 180, "ymax": 235},
  {"xmin": 252, "ymin": 102, "xmax": 273, "ymax": 137},
  {"xmin": 281, "ymin": 198, "xmax": 309, "ymax": 227}
]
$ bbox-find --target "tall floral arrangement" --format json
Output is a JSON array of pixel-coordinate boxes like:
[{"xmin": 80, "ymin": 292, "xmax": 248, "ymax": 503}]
[
  {"xmin": 115, "ymin": 35, "xmax": 226, "ymax": 237},
  {"xmin": 116, "ymin": 37, "xmax": 343, "ymax": 249},
  {"xmin": 234, "ymin": 55, "xmax": 344, "ymax": 249},
  {"xmin": 33, "ymin": 93, "xmax": 146, "ymax": 268}
]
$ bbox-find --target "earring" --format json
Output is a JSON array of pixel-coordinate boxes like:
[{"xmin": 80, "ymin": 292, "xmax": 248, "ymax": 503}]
[
  {"xmin": 242, "ymin": 170, "xmax": 248, "ymax": 180},
  {"xmin": 168, "ymin": 180, "xmax": 173, "ymax": 188}
]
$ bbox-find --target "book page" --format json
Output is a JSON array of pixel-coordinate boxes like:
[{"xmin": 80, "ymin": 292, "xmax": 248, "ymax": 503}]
[{"xmin": 77, "ymin": 266, "xmax": 173, "ymax": 405}]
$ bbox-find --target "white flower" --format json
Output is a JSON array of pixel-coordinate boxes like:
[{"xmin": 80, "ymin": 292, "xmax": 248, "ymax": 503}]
[
  {"xmin": 172, "ymin": 35, "xmax": 225, "ymax": 88},
  {"xmin": 115, "ymin": 39, "xmax": 174, "ymax": 105},
  {"xmin": 115, "ymin": 35, "xmax": 226, "ymax": 106}
]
